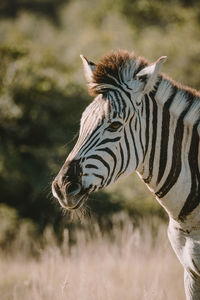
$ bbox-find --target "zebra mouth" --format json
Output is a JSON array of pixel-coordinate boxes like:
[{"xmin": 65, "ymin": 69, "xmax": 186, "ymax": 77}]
[
  {"xmin": 67, "ymin": 194, "xmax": 88, "ymax": 210},
  {"xmin": 56, "ymin": 192, "xmax": 88, "ymax": 210}
]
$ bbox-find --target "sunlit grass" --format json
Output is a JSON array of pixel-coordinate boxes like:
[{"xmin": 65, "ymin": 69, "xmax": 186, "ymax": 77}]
[{"xmin": 0, "ymin": 216, "xmax": 184, "ymax": 300}]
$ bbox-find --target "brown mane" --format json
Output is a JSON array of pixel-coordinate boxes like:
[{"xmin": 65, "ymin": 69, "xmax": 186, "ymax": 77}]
[
  {"xmin": 89, "ymin": 50, "xmax": 200, "ymax": 99},
  {"xmin": 161, "ymin": 73, "xmax": 200, "ymax": 99},
  {"xmin": 89, "ymin": 50, "xmax": 148, "ymax": 95}
]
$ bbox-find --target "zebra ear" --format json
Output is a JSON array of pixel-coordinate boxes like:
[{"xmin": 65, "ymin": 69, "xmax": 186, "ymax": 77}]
[
  {"xmin": 136, "ymin": 56, "xmax": 167, "ymax": 92},
  {"xmin": 80, "ymin": 55, "xmax": 96, "ymax": 83}
]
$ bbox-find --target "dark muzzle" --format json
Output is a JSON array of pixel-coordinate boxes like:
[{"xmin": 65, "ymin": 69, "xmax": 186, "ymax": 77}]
[{"xmin": 52, "ymin": 160, "xmax": 87, "ymax": 209}]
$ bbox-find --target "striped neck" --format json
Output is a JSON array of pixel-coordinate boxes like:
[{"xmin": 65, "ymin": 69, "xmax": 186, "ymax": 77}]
[{"xmin": 136, "ymin": 75, "xmax": 200, "ymax": 219}]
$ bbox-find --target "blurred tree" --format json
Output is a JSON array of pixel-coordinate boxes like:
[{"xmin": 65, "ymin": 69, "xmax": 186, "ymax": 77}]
[
  {"xmin": 0, "ymin": 43, "xmax": 90, "ymax": 227},
  {"xmin": 0, "ymin": 0, "xmax": 66, "ymax": 22},
  {"xmin": 119, "ymin": 0, "xmax": 200, "ymax": 29}
]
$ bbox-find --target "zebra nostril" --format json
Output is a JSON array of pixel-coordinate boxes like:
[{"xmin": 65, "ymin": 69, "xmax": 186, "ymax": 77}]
[{"xmin": 66, "ymin": 182, "xmax": 81, "ymax": 196}]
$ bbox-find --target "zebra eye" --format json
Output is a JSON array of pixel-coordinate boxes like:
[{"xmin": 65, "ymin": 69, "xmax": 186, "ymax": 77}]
[{"xmin": 107, "ymin": 121, "xmax": 122, "ymax": 132}]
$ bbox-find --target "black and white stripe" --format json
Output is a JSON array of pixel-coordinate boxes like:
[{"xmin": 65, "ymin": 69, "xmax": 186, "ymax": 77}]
[{"xmin": 54, "ymin": 51, "xmax": 200, "ymax": 299}]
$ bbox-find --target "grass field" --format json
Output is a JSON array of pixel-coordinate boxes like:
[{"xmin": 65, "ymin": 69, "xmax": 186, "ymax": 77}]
[{"xmin": 0, "ymin": 217, "xmax": 185, "ymax": 300}]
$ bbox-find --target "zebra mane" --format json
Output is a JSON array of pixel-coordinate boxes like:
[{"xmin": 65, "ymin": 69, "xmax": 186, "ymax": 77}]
[
  {"xmin": 88, "ymin": 50, "xmax": 200, "ymax": 101},
  {"xmin": 88, "ymin": 50, "xmax": 148, "ymax": 96},
  {"xmin": 161, "ymin": 73, "xmax": 200, "ymax": 99}
]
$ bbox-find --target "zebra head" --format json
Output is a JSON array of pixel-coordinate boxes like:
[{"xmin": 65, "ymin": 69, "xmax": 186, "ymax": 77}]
[{"xmin": 52, "ymin": 50, "xmax": 167, "ymax": 210}]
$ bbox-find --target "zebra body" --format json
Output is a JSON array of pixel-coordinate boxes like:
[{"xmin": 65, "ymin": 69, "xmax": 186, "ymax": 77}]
[{"xmin": 52, "ymin": 50, "xmax": 200, "ymax": 299}]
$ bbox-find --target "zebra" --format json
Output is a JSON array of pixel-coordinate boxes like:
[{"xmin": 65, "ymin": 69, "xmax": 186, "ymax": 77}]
[{"xmin": 52, "ymin": 50, "xmax": 200, "ymax": 300}]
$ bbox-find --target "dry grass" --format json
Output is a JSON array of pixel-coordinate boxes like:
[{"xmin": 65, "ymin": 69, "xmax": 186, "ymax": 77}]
[{"xmin": 0, "ymin": 217, "xmax": 185, "ymax": 300}]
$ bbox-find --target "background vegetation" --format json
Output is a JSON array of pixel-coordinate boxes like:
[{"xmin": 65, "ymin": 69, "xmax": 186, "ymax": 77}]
[{"xmin": 0, "ymin": 218, "xmax": 185, "ymax": 300}]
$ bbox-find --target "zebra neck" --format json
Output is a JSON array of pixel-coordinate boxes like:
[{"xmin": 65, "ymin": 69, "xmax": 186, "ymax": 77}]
[
  {"xmin": 136, "ymin": 76, "xmax": 200, "ymax": 220},
  {"xmin": 136, "ymin": 88, "xmax": 161, "ymax": 193}
]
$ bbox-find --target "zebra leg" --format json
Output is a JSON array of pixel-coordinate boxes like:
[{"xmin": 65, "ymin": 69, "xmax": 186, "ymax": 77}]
[
  {"xmin": 183, "ymin": 232, "xmax": 200, "ymax": 300},
  {"xmin": 168, "ymin": 219, "xmax": 200, "ymax": 300},
  {"xmin": 184, "ymin": 269, "xmax": 200, "ymax": 300}
]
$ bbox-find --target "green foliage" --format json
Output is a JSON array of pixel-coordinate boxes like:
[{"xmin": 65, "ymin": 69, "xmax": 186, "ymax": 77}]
[
  {"xmin": 0, "ymin": 0, "xmax": 199, "ymax": 239},
  {"xmin": 0, "ymin": 204, "xmax": 19, "ymax": 247},
  {"xmin": 0, "ymin": 33, "xmax": 90, "ymax": 225},
  {"xmin": 0, "ymin": 204, "xmax": 38, "ymax": 254}
]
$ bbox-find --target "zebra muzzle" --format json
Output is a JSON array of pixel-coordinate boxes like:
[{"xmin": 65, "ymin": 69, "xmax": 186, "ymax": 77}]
[
  {"xmin": 52, "ymin": 159, "xmax": 89, "ymax": 209},
  {"xmin": 52, "ymin": 179, "xmax": 87, "ymax": 210}
]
